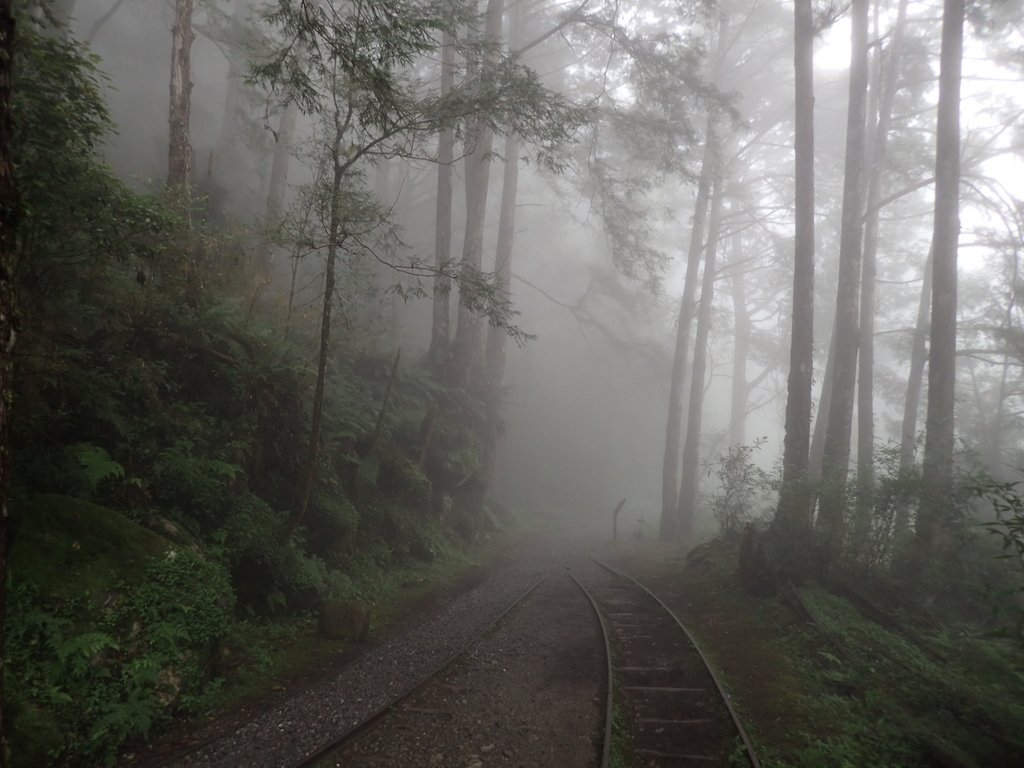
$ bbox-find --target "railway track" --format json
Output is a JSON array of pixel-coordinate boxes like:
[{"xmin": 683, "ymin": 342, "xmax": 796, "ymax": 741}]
[
  {"xmin": 567, "ymin": 556, "xmax": 762, "ymax": 768},
  {"xmin": 151, "ymin": 546, "xmax": 762, "ymax": 768},
  {"xmin": 289, "ymin": 573, "xmax": 551, "ymax": 767}
]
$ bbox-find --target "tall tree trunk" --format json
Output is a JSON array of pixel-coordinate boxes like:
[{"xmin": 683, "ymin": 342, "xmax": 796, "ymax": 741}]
[
  {"xmin": 894, "ymin": 250, "xmax": 932, "ymax": 536},
  {"xmin": 772, "ymin": 0, "xmax": 816, "ymax": 565},
  {"xmin": 475, "ymin": 0, "xmax": 525, "ymax": 510},
  {"xmin": 659, "ymin": 123, "xmax": 714, "ymax": 541},
  {"xmin": 809, "ymin": 324, "xmax": 835, "ymax": 484},
  {"xmin": 677, "ymin": 176, "xmax": 724, "ymax": 539},
  {"xmin": 899, "ymin": 251, "xmax": 933, "ymax": 469},
  {"xmin": 0, "ymin": 1, "xmax": 18, "ymax": 760},
  {"xmin": 854, "ymin": 0, "xmax": 909, "ymax": 553},
  {"xmin": 374, "ymin": 159, "xmax": 397, "ymax": 347},
  {"xmin": 167, "ymin": 0, "xmax": 194, "ymax": 214},
  {"xmin": 916, "ymin": 0, "xmax": 963, "ymax": 564},
  {"xmin": 429, "ymin": 27, "xmax": 456, "ymax": 370},
  {"xmin": 214, "ymin": 0, "xmax": 249, "ymax": 177},
  {"xmin": 450, "ymin": 0, "xmax": 503, "ymax": 389},
  {"xmin": 729, "ymin": 248, "xmax": 750, "ymax": 447},
  {"xmin": 475, "ymin": 131, "xmax": 521, "ymax": 515},
  {"xmin": 285, "ymin": 124, "xmax": 345, "ymax": 536},
  {"xmin": 817, "ymin": 0, "xmax": 870, "ymax": 567},
  {"xmin": 265, "ymin": 100, "xmax": 299, "ymax": 227}
]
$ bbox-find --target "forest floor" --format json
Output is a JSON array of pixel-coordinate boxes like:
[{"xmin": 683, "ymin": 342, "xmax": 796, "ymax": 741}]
[
  {"xmin": 126, "ymin": 528, "xmax": 536, "ymax": 767},
  {"xmin": 133, "ymin": 527, "xmax": 1024, "ymax": 768},
  {"xmin": 601, "ymin": 536, "xmax": 1024, "ymax": 768}
]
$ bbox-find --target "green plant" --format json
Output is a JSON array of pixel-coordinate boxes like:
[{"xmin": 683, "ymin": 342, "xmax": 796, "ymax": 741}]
[
  {"xmin": 973, "ymin": 477, "xmax": 1024, "ymax": 643},
  {"xmin": 709, "ymin": 438, "xmax": 773, "ymax": 534}
]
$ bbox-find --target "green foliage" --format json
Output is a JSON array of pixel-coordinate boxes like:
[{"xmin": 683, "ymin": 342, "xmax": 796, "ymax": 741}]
[
  {"xmin": 973, "ymin": 477, "xmax": 1024, "ymax": 643},
  {"xmin": 5, "ymin": 4, "xmax": 491, "ymax": 763},
  {"xmin": 6, "ymin": 548, "xmax": 234, "ymax": 766},
  {"xmin": 791, "ymin": 585, "xmax": 1024, "ymax": 767},
  {"xmin": 151, "ymin": 439, "xmax": 243, "ymax": 526},
  {"xmin": 13, "ymin": 3, "xmax": 173, "ymax": 307},
  {"xmin": 708, "ymin": 438, "xmax": 773, "ymax": 534},
  {"xmin": 67, "ymin": 444, "xmax": 125, "ymax": 495}
]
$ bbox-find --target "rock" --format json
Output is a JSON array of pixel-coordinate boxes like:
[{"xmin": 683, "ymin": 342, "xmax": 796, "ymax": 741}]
[
  {"xmin": 155, "ymin": 667, "xmax": 182, "ymax": 706},
  {"xmin": 318, "ymin": 600, "xmax": 370, "ymax": 641}
]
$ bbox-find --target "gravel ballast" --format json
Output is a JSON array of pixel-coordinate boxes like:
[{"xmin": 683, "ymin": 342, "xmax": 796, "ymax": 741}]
[
  {"xmin": 324, "ymin": 571, "xmax": 604, "ymax": 768},
  {"xmin": 166, "ymin": 540, "xmax": 563, "ymax": 768}
]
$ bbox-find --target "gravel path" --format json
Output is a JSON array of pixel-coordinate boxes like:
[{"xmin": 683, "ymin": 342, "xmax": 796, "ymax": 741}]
[
  {"xmin": 169, "ymin": 542, "xmax": 556, "ymax": 768},
  {"xmin": 323, "ymin": 571, "xmax": 604, "ymax": 768}
]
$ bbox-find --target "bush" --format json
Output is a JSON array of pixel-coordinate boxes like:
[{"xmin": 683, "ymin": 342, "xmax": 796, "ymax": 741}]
[
  {"xmin": 708, "ymin": 438, "xmax": 773, "ymax": 534},
  {"xmin": 5, "ymin": 548, "xmax": 234, "ymax": 767}
]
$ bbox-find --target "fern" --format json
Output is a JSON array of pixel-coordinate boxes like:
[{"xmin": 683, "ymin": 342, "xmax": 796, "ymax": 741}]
[
  {"xmin": 54, "ymin": 631, "xmax": 118, "ymax": 676},
  {"xmin": 69, "ymin": 443, "xmax": 124, "ymax": 493}
]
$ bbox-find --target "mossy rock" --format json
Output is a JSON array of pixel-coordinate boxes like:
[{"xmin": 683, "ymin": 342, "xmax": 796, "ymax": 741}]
[
  {"xmin": 8, "ymin": 494, "xmax": 169, "ymax": 604},
  {"xmin": 7, "ymin": 700, "xmax": 64, "ymax": 767}
]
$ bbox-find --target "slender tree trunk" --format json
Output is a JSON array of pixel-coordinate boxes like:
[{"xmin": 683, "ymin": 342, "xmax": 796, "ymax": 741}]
[
  {"xmin": 809, "ymin": 324, "xmax": 835, "ymax": 484},
  {"xmin": 854, "ymin": 0, "xmax": 909, "ymax": 552},
  {"xmin": 473, "ymin": 0, "xmax": 524, "ymax": 516},
  {"xmin": 917, "ymin": 0, "xmax": 962, "ymax": 565},
  {"xmin": 772, "ymin": 0, "xmax": 816, "ymax": 565},
  {"xmin": 677, "ymin": 176, "xmax": 724, "ymax": 539},
  {"xmin": 167, "ymin": 0, "xmax": 194, "ymax": 214},
  {"xmin": 916, "ymin": 0, "xmax": 963, "ymax": 564},
  {"xmin": 0, "ymin": 1, "xmax": 18, "ymax": 760},
  {"xmin": 263, "ymin": 101, "xmax": 299, "ymax": 244},
  {"xmin": 429, "ymin": 27, "xmax": 456, "ymax": 370},
  {"xmin": 729, "ymin": 249, "xmax": 750, "ymax": 447},
  {"xmin": 817, "ymin": 0, "xmax": 870, "ymax": 567},
  {"xmin": 475, "ymin": 132, "xmax": 521, "ymax": 514},
  {"xmin": 374, "ymin": 159, "xmax": 399, "ymax": 347},
  {"xmin": 894, "ymin": 250, "xmax": 932, "ymax": 536},
  {"xmin": 899, "ymin": 251, "xmax": 933, "ymax": 469},
  {"xmin": 214, "ymin": 0, "xmax": 249, "ymax": 176},
  {"xmin": 450, "ymin": 0, "xmax": 503, "ymax": 389},
  {"xmin": 285, "ymin": 125, "xmax": 345, "ymax": 536},
  {"xmin": 659, "ymin": 123, "xmax": 714, "ymax": 541}
]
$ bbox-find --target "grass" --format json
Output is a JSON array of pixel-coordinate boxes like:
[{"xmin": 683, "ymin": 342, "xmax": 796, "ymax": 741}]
[{"xmin": 670, "ymin": 537, "xmax": 1024, "ymax": 768}]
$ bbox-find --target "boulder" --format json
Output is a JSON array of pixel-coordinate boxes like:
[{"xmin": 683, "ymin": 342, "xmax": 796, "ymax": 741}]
[{"xmin": 318, "ymin": 600, "xmax": 370, "ymax": 641}]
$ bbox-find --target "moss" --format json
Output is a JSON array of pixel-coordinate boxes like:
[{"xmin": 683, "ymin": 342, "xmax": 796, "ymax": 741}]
[{"xmin": 8, "ymin": 494, "xmax": 168, "ymax": 603}]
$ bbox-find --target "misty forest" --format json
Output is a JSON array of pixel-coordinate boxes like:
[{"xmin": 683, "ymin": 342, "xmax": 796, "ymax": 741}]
[{"xmin": 1, "ymin": 0, "xmax": 1024, "ymax": 766}]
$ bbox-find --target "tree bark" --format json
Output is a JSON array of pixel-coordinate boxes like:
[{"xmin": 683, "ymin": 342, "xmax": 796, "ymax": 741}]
[
  {"xmin": 773, "ymin": 0, "xmax": 816, "ymax": 566},
  {"xmin": 916, "ymin": 0, "xmax": 964, "ymax": 563},
  {"xmin": 0, "ymin": 1, "xmax": 18, "ymax": 761},
  {"xmin": 259, "ymin": 99, "xmax": 299, "ymax": 276},
  {"xmin": 449, "ymin": 0, "xmax": 503, "ymax": 389},
  {"xmin": 729, "ymin": 248, "xmax": 750, "ymax": 447},
  {"xmin": 854, "ymin": 0, "xmax": 909, "ymax": 552},
  {"xmin": 475, "ymin": 131, "xmax": 521, "ymax": 516},
  {"xmin": 809, "ymin": 323, "xmax": 835, "ymax": 484},
  {"xmin": 817, "ymin": 0, "xmax": 870, "ymax": 566},
  {"xmin": 167, "ymin": 0, "xmax": 195, "ymax": 213},
  {"xmin": 894, "ymin": 249, "xmax": 931, "ymax": 536},
  {"xmin": 429, "ymin": 27, "xmax": 456, "ymax": 370},
  {"xmin": 659, "ymin": 124, "xmax": 714, "ymax": 541},
  {"xmin": 677, "ymin": 176, "xmax": 724, "ymax": 539},
  {"xmin": 285, "ymin": 123, "xmax": 345, "ymax": 536}
]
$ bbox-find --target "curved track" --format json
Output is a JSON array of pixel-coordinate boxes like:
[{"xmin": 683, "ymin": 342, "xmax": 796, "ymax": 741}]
[{"xmin": 568, "ymin": 556, "xmax": 761, "ymax": 768}]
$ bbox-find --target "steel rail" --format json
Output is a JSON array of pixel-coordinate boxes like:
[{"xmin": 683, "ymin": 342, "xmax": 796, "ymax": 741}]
[
  {"xmin": 591, "ymin": 556, "xmax": 763, "ymax": 768},
  {"xmin": 289, "ymin": 572, "xmax": 550, "ymax": 768},
  {"xmin": 563, "ymin": 565, "xmax": 614, "ymax": 768}
]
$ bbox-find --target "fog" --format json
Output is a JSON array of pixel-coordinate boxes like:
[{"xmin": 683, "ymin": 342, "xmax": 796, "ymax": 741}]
[{"xmin": 59, "ymin": 0, "xmax": 1024, "ymax": 541}]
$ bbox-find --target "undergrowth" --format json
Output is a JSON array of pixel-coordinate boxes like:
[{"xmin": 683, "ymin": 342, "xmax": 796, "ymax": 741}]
[{"xmin": 676, "ymin": 537, "xmax": 1024, "ymax": 768}]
